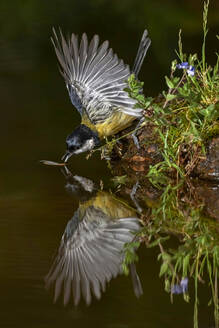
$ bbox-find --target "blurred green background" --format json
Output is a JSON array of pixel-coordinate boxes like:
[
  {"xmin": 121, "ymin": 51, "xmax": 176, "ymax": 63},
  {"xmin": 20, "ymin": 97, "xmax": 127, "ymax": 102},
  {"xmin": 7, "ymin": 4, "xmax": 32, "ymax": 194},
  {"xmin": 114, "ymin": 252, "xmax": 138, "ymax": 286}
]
[{"xmin": 1, "ymin": 0, "xmax": 219, "ymax": 169}]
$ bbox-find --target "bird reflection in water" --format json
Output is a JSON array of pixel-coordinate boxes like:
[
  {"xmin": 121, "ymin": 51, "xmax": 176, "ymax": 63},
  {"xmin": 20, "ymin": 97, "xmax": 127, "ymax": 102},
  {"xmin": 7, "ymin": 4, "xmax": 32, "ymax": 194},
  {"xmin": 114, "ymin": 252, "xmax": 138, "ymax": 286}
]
[{"xmin": 45, "ymin": 167, "xmax": 143, "ymax": 306}]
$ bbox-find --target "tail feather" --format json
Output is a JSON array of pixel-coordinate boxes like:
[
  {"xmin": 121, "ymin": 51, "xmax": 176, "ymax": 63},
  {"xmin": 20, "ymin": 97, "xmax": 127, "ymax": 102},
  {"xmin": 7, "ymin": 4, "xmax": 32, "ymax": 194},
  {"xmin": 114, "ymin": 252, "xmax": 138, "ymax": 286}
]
[
  {"xmin": 129, "ymin": 262, "xmax": 143, "ymax": 298},
  {"xmin": 132, "ymin": 29, "xmax": 151, "ymax": 77}
]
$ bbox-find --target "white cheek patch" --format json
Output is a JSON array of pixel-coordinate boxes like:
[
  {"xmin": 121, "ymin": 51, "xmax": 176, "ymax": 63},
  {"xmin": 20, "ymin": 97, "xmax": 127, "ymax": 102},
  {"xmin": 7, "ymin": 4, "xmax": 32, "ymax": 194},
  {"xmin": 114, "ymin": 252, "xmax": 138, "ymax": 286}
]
[
  {"xmin": 74, "ymin": 139, "xmax": 95, "ymax": 154},
  {"xmin": 73, "ymin": 175, "xmax": 95, "ymax": 192}
]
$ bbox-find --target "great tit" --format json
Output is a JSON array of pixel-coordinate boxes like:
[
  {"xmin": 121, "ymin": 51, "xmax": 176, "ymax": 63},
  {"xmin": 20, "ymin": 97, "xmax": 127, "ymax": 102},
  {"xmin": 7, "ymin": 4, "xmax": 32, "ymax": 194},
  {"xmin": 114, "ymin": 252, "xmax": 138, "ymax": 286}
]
[{"xmin": 52, "ymin": 29, "xmax": 151, "ymax": 162}]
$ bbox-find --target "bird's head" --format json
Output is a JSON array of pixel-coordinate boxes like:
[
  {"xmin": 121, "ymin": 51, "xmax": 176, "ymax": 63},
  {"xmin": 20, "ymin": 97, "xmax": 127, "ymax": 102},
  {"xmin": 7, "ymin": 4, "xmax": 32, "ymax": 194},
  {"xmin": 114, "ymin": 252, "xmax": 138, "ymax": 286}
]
[{"xmin": 62, "ymin": 124, "xmax": 100, "ymax": 162}]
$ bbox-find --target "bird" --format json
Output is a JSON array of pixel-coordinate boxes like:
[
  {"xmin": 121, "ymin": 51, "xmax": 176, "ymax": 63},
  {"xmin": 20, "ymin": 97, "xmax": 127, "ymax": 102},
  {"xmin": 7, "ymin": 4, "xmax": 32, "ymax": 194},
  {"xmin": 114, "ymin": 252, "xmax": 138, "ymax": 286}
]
[
  {"xmin": 45, "ymin": 169, "xmax": 143, "ymax": 306},
  {"xmin": 51, "ymin": 28, "xmax": 151, "ymax": 162}
]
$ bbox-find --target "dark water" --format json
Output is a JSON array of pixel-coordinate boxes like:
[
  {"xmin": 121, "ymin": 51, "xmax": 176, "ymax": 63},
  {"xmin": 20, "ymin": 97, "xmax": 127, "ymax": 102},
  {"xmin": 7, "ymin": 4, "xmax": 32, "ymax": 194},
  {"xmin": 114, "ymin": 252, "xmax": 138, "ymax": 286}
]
[
  {"xmin": 1, "ymin": 161, "xmax": 215, "ymax": 328},
  {"xmin": 1, "ymin": 1, "xmax": 219, "ymax": 327}
]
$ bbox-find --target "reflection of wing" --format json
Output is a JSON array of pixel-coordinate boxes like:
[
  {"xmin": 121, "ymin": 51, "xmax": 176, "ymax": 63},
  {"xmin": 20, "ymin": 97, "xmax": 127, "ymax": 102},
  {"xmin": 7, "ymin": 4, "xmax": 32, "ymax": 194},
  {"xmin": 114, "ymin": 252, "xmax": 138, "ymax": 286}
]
[
  {"xmin": 52, "ymin": 29, "xmax": 144, "ymax": 124},
  {"xmin": 45, "ymin": 207, "xmax": 141, "ymax": 306}
]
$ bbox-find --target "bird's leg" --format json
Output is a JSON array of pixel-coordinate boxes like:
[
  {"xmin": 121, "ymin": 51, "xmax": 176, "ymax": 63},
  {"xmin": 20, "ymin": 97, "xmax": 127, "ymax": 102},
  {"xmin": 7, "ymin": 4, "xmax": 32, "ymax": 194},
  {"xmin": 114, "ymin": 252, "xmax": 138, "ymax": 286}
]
[
  {"xmin": 101, "ymin": 146, "xmax": 111, "ymax": 161},
  {"xmin": 131, "ymin": 116, "xmax": 145, "ymax": 150},
  {"xmin": 130, "ymin": 181, "xmax": 142, "ymax": 213}
]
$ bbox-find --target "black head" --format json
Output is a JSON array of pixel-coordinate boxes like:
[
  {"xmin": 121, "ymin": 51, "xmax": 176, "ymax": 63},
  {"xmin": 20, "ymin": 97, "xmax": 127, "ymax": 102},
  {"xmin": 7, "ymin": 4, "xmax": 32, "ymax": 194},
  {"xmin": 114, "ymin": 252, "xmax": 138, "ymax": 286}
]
[{"xmin": 62, "ymin": 124, "xmax": 100, "ymax": 162}]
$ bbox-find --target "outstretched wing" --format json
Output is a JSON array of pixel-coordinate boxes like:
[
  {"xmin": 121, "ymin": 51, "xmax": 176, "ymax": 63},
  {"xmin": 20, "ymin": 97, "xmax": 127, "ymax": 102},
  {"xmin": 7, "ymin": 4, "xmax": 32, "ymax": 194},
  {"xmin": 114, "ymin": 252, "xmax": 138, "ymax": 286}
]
[
  {"xmin": 52, "ymin": 29, "xmax": 143, "ymax": 124},
  {"xmin": 45, "ymin": 208, "xmax": 141, "ymax": 306}
]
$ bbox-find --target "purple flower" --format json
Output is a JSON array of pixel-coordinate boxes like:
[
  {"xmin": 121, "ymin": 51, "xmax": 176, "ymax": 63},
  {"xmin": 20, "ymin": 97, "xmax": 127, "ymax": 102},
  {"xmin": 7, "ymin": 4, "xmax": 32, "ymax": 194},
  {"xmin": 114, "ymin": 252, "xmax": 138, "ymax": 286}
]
[
  {"xmin": 171, "ymin": 277, "xmax": 188, "ymax": 294},
  {"xmin": 180, "ymin": 277, "xmax": 189, "ymax": 292},
  {"xmin": 171, "ymin": 284, "xmax": 182, "ymax": 294},
  {"xmin": 176, "ymin": 62, "xmax": 189, "ymax": 69},
  {"xmin": 176, "ymin": 62, "xmax": 195, "ymax": 76},
  {"xmin": 187, "ymin": 65, "xmax": 195, "ymax": 76}
]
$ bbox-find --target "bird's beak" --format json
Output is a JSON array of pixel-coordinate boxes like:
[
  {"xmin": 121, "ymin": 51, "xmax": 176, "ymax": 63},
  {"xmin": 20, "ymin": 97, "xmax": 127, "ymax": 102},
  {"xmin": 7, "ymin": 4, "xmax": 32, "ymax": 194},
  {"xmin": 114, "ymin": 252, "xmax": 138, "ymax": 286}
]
[{"xmin": 61, "ymin": 151, "xmax": 73, "ymax": 163}]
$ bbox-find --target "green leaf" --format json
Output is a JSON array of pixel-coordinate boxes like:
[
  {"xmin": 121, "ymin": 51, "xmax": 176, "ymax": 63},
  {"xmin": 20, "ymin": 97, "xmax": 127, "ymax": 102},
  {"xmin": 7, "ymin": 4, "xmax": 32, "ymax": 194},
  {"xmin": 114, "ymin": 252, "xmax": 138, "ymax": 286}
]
[
  {"xmin": 178, "ymin": 84, "xmax": 190, "ymax": 97},
  {"xmin": 172, "ymin": 77, "xmax": 180, "ymax": 85},
  {"xmin": 183, "ymin": 293, "xmax": 190, "ymax": 303},
  {"xmin": 111, "ymin": 175, "xmax": 128, "ymax": 186},
  {"xmin": 166, "ymin": 94, "xmax": 177, "ymax": 101},
  {"xmin": 148, "ymin": 236, "xmax": 169, "ymax": 248},
  {"xmin": 159, "ymin": 262, "xmax": 169, "ymax": 277},
  {"xmin": 144, "ymin": 97, "xmax": 153, "ymax": 108},
  {"xmin": 122, "ymin": 263, "xmax": 129, "ymax": 276},
  {"xmin": 165, "ymin": 76, "xmax": 174, "ymax": 89},
  {"xmin": 164, "ymin": 279, "xmax": 170, "ymax": 293},
  {"xmin": 171, "ymin": 60, "xmax": 177, "ymax": 71},
  {"xmin": 200, "ymin": 104, "xmax": 215, "ymax": 117},
  {"xmin": 201, "ymin": 103, "xmax": 219, "ymax": 122},
  {"xmin": 183, "ymin": 254, "xmax": 190, "ymax": 277},
  {"xmin": 136, "ymin": 94, "xmax": 146, "ymax": 103}
]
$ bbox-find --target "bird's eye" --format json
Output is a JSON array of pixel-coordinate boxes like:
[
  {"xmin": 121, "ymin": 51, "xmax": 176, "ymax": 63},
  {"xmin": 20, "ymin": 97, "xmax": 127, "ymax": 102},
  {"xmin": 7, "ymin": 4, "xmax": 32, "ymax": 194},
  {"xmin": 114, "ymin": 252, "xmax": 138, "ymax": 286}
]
[
  {"xmin": 68, "ymin": 144, "xmax": 80, "ymax": 152},
  {"xmin": 75, "ymin": 145, "xmax": 81, "ymax": 150}
]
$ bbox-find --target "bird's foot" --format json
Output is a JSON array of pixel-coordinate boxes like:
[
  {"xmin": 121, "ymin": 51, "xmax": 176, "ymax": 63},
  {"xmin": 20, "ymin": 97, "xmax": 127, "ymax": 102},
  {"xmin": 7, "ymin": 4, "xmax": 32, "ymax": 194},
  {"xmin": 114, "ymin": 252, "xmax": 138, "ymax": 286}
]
[
  {"xmin": 131, "ymin": 116, "xmax": 145, "ymax": 150},
  {"xmin": 132, "ymin": 133, "xmax": 140, "ymax": 149},
  {"xmin": 130, "ymin": 181, "xmax": 142, "ymax": 214}
]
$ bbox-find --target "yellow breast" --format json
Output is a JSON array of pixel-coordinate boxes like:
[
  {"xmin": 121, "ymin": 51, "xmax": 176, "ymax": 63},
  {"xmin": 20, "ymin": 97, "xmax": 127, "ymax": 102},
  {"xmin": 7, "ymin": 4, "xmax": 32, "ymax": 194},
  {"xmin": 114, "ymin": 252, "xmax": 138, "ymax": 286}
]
[
  {"xmin": 81, "ymin": 110, "xmax": 136, "ymax": 139},
  {"xmin": 95, "ymin": 111, "xmax": 135, "ymax": 138},
  {"xmin": 80, "ymin": 191, "xmax": 136, "ymax": 219}
]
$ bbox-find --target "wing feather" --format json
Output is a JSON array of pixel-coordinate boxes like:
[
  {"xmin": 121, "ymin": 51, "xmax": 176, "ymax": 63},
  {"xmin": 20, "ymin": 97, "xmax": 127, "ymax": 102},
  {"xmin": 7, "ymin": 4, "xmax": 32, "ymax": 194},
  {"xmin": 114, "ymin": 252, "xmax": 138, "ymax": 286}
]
[
  {"xmin": 78, "ymin": 33, "xmax": 88, "ymax": 81},
  {"xmin": 80, "ymin": 35, "xmax": 99, "ymax": 84},
  {"xmin": 51, "ymin": 29, "xmax": 150, "ymax": 124},
  {"xmin": 45, "ymin": 212, "xmax": 141, "ymax": 306}
]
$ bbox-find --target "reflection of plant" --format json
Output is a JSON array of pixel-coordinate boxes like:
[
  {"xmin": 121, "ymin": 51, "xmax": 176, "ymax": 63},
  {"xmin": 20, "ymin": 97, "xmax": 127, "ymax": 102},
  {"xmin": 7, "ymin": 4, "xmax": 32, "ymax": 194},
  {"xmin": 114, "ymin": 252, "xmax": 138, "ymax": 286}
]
[
  {"xmin": 122, "ymin": 240, "xmax": 140, "ymax": 276},
  {"xmin": 149, "ymin": 182, "xmax": 219, "ymax": 328},
  {"xmin": 123, "ymin": 180, "xmax": 219, "ymax": 328}
]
